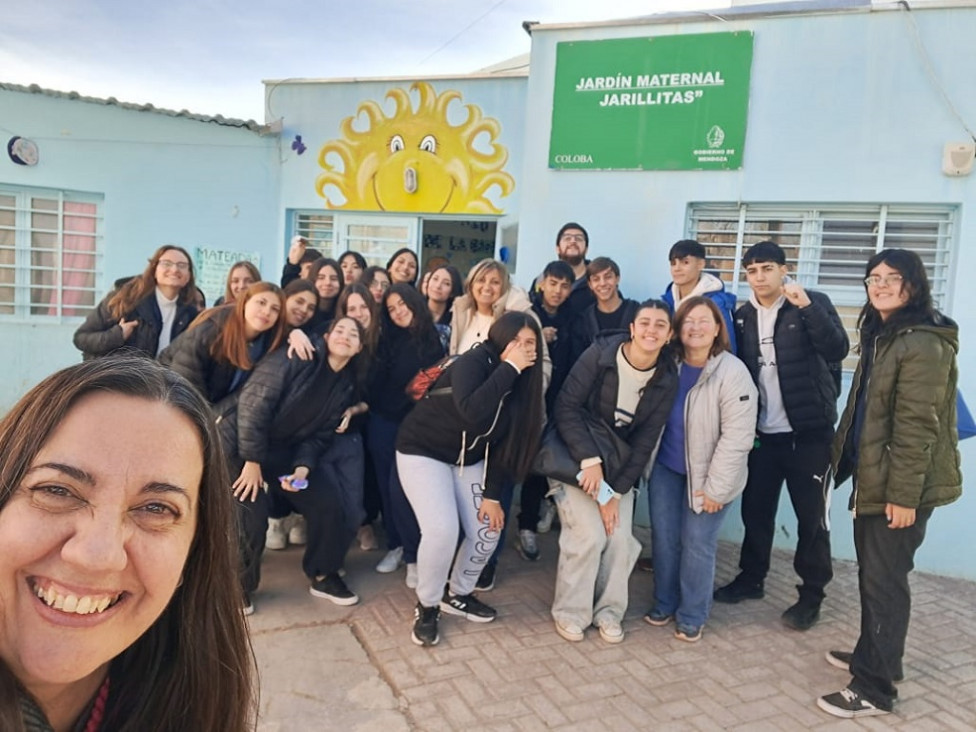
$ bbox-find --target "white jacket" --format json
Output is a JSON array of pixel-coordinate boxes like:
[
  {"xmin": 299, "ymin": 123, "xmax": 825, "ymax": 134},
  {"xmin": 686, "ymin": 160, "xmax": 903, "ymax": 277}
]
[{"xmin": 682, "ymin": 350, "xmax": 758, "ymax": 512}]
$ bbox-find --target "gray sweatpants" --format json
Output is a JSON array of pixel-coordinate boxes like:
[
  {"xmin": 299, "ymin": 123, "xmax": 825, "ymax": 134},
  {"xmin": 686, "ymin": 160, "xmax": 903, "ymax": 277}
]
[{"xmin": 396, "ymin": 452, "xmax": 499, "ymax": 608}]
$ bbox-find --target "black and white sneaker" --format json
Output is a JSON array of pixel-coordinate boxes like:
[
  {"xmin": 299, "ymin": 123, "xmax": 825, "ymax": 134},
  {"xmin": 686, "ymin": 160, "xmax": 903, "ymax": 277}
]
[
  {"xmin": 817, "ymin": 687, "xmax": 889, "ymax": 718},
  {"xmin": 412, "ymin": 603, "xmax": 440, "ymax": 646},
  {"xmin": 309, "ymin": 574, "xmax": 359, "ymax": 606},
  {"xmin": 440, "ymin": 590, "xmax": 497, "ymax": 623}
]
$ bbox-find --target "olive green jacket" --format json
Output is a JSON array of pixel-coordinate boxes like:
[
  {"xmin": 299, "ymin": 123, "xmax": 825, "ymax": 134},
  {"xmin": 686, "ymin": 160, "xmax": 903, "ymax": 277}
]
[{"xmin": 831, "ymin": 316, "xmax": 962, "ymax": 516}]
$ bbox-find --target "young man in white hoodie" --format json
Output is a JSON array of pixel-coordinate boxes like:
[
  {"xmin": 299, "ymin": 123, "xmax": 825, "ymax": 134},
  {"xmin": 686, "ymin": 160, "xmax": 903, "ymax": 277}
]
[
  {"xmin": 661, "ymin": 240, "xmax": 738, "ymax": 353},
  {"xmin": 715, "ymin": 240, "xmax": 849, "ymax": 631}
]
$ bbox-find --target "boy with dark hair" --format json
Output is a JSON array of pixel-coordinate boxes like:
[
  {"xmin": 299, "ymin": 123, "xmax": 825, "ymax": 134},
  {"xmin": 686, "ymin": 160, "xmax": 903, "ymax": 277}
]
[
  {"xmin": 549, "ymin": 222, "xmax": 595, "ymax": 316},
  {"xmin": 517, "ymin": 260, "xmax": 577, "ymax": 561},
  {"xmin": 570, "ymin": 257, "xmax": 640, "ymax": 363},
  {"xmin": 661, "ymin": 239, "xmax": 738, "ymax": 352},
  {"xmin": 280, "ymin": 235, "xmax": 323, "ymax": 287},
  {"xmin": 715, "ymin": 240, "xmax": 849, "ymax": 631}
]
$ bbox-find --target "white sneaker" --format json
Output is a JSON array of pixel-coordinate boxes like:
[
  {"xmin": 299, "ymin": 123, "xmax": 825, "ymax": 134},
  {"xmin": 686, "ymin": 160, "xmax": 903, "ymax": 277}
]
[
  {"xmin": 376, "ymin": 546, "xmax": 403, "ymax": 573},
  {"xmin": 288, "ymin": 515, "xmax": 307, "ymax": 545},
  {"xmin": 537, "ymin": 500, "xmax": 556, "ymax": 533},
  {"xmin": 596, "ymin": 618, "xmax": 624, "ymax": 644},
  {"xmin": 405, "ymin": 563, "xmax": 419, "ymax": 588},
  {"xmin": 265, "ymin": 518, "xmax": 287, "ymax": 550}
]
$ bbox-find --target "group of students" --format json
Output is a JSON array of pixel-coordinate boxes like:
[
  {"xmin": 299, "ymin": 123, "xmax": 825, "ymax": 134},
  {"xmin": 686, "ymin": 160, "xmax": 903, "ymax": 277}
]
[{"xmin": 70, "ymin": 224, "xmax": 961, "ymax": 721}]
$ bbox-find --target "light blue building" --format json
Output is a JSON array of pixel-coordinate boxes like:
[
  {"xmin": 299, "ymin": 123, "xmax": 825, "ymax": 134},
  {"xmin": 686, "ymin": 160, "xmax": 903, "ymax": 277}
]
[{"xmin": 1, "ymin": 0, "xmax": 972, "ymax": 577}]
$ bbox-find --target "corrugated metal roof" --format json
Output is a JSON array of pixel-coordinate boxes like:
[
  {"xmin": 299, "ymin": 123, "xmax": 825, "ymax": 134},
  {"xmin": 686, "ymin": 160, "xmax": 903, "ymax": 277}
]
[{"xmin": 0, "ymin": 81, "xmax": 271, "ymax": 134}]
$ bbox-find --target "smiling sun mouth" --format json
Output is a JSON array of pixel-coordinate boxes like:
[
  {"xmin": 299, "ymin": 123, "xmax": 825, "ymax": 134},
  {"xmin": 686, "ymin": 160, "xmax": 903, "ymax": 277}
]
[{"xmin": 31, "ymin": 581, "xmax": 123, "ymax": 616}]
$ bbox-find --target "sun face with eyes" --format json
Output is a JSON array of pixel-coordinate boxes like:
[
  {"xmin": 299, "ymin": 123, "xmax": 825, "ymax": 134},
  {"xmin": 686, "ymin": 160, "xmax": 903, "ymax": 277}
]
[{"xmin": 316, "ymin": 81, "xmax": 515, "ymax": 214}]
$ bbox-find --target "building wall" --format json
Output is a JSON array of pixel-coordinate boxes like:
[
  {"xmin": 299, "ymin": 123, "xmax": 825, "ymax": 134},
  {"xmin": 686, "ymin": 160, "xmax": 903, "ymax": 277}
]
[
  {"xmin": 0, "ymin": 88, "xmax": 279, "ymax": 409},
  {"xmin": 267, "ymin": 76, "xmax": 527, "ymax": 269},
  {"xmin": 517, "ymin": 5, "xmax": 976, "ymax": 578}
]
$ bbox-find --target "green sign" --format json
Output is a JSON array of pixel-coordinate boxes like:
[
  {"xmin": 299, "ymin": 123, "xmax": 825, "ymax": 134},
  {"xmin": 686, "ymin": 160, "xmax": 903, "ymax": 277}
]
[{"xmin": 549, "ymin": 32, "xmax": 753, "ymax": 171}]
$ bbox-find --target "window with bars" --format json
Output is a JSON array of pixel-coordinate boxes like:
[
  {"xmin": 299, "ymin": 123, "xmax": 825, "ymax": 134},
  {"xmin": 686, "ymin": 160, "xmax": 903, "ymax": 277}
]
[
  {"xmin": 0, "ymin": 186, "xmax": 103, "ymax": 320},
  {"xmin": 687, "ymin": 203, "xmax": 955, "ymax": 370},
  {"xmin": 290, "ymin": 211, "xmax": 417, "ymax": 268}
]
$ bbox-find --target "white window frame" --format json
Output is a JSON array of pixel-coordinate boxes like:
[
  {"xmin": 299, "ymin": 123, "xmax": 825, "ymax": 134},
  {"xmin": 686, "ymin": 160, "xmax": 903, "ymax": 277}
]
[
  {"xmin": 0, "ymin": 185, "xmax": 104, "ymax": 322},
  {"xmin": 687, "ymin": 202, "xmax": 956, "ymax": 368},
  {"xmin": 289, "ymin": 211, "xmax": 419, "ymax": 268}
]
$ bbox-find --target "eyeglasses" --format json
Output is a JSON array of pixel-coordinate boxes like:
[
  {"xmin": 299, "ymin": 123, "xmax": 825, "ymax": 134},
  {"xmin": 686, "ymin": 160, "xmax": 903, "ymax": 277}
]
[
  {"xmin": 158, "ymin": 260, "xmax": 190, "ymax": 272},
  {"xmin": 681, "ymin": 319, "xmax": 715, "ymax": 329},
  {"xmin": 560, "ymin": 234, "xmax": 586, "ymax": 243},
  {"xmin": 864, "ymin": 274, "xmax": 903, "ymax": 287},
  {"xmin": 370, "ymin": 280, "xmax": 390, "ymax": 291}
]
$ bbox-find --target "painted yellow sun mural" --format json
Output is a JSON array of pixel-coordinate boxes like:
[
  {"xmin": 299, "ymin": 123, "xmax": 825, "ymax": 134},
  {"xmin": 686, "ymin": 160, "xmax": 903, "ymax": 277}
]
[{"xmin": 315, "ymin": 81, "xmax": 515, "ymax": 214}]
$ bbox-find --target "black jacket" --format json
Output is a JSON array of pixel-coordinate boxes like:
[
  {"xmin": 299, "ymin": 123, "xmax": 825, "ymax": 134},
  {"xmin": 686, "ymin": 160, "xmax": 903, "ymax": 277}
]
[
  {"xmin": 570, "ymin": 297, "xmax": 641, "ymax": 365},
  {"xmin": 555, "ymin": 333, "xmax": 678, "ymax": 494},
  {"xmin": 159, "ymin": 307, "xmax": 246, "ymax": 405},
  {"xmin": 396, "ymin": 342, "xmax": 521, "ymax": 500},
  {"xmin": 735, "ymin": 290, "xmax": 849, "ymax": 434},
  {"xmin": 218, "ymin": 346, "xmax": 358, "ymax": 469},
  {"xmin": 73, "ymin": 289, "xmax": 197, "ymax": 360},
  {"xmin": 368, "ymin": 324, "xmax": 445, "ymax": 422},
  {"xmin": 530, "ymin": 292, "xmax": 574, "ymax": 415}
]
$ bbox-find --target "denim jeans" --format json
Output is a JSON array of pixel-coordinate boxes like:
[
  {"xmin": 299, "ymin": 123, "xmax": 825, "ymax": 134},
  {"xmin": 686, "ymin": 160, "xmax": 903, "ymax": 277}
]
[
  {"xmin": 648, "ymin": 461, "xmax": 728, "ymax": 629},
  {"xmin": 367, "ymin": 413, "xmax": 421, "ymax": 562}
]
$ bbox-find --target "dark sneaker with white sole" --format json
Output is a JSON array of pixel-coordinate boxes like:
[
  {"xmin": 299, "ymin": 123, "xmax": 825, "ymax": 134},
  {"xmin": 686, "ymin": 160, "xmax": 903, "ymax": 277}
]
[
  {"xmin": 309, "ymin": 574, "xmax": 359, "ymax": 606},
  {"xmin": 475, "ymin": 563, "xmax": 496, "ymax": 591},
  {"xmin": 440, "ymin": 590, "xmax": 497, "ymax": 623},
  {"xmin": 825, "ymin": 650, "xmax": 903, "ymax": 681},
  {"xmin": 412, "ymin": 603, "xmax": 440, "ymax": 646},
  {"xmin": 817, "ymin": 687, "xmax": 889, "ymax": 718}
]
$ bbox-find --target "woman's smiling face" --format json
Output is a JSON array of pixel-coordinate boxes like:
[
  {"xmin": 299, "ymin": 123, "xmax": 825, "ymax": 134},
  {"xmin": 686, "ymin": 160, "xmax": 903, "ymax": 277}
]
[{"xmin": 0, "ymin": 392, "xmax": 200, "ymax": 692}]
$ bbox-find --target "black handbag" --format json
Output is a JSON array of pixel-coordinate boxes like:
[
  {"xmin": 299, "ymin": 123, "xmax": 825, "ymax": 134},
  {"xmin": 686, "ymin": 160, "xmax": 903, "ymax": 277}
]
[{"xmin": 533, "ymin": 416, "xmax": 631, "ymax": 487}]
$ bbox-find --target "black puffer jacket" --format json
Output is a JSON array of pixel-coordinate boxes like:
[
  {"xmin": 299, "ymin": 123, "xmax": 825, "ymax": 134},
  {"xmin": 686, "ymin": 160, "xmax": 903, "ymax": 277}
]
[
  {"xmin": 555, "ymin": 333, "xmax": 679, "ymax": 493},
  {"xmin": 218, "ymin": 346, "xmax": 358, "ymax": 469},
  {"xmin": 159, "ymin": 307, "xmax": 241, "ymax": 405},
  {"xmin": 73, "ymin": 289, "xmax": 197, "ymax": 360},
  {"xmin": 570, "ymin": 297, "xmax": 641, "ymax": 365},
  {"xmin": 735, "ymin": 291, "xmax": 849, "ymax": 434},
  {"xmin": 396, "ymin": 342, "xmax": 521, "ymax": 500},
  {"xmin": 368, "ymin": 323, "xmax": 444, "ymax": 422}
]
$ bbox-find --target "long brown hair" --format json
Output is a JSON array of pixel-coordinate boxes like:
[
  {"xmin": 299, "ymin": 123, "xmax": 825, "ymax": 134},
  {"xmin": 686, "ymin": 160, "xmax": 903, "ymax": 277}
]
[
  {"xmin": 0, "ymin": 357, "xmax": 256, "ymax": 731},
  {"xmin": 210, "ymin": 282, "xmax": 285, "ymax": 369},
  {"xmin": 222, "ymin": 261, "xmax": 262, "ymax": 305},
  {"xmin": 108, "ymin": 245, "xmax": 197, "ymax": 319},
  {"xmin": 336, "ymin": 283, "xmax": 379, "ymax": 357}
]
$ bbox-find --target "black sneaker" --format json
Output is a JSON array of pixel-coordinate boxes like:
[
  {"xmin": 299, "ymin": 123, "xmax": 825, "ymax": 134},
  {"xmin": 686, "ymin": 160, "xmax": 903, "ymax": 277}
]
[
  {"xmin": 309, "ymin": 574, "xmax": 359, "ymax": 606},
  {"xmin": 242, "ymin": 595, "xmax": 255, "ymax": 616},
  {"xmin": 826, "ymin": 650, "xmax": 903, "ymax": 682},
  {"xmin": 713, "ymin": 577, "xmax": 764, "ymax": 604},
  {"xmin": 411, "ymin": 603, "xmax": 440, "ymax": 646},
  {"xmin": 782, "ymin": 600, "xmax": 820, "ymax": 630},
  {"xmin": 440, "ymin": 590, "xmax": 497, "ymax": 623},
  {"xmin": 475, "ymin": 563, "xmax": 496, "ymax": 592},
  {"xmin": 817, "ymin": 687, "xmax": 889, "ymax": 718}
]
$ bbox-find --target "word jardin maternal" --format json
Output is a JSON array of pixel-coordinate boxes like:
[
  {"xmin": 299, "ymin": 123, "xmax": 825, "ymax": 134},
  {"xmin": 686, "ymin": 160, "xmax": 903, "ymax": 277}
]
[{"xmin": 575, "ymin": 71, "xmax": 724, "ymax": 107}]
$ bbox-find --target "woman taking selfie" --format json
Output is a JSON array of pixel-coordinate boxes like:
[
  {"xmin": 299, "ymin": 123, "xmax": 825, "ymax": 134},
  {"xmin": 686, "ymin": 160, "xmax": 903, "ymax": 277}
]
[
  {"xmin": 0, "ymin": 357, "xmax": 255, "ymax": 730},
  {"xmin": 550, "ymin": 300, "xmax": 679, "ymax": 645},
  {"xmin": 816, "ymin": 250, "xmax": 961, "ymax": 719},
  {"xmin": 643, "ymin": 297, "xmax": 757, "ymax": 643},
  {"xmin": 396, "ymin": 312, "xmax": 544, "ymax": 646},
  {"xmin": 73, "ymin": 245, "xmax": 199, "ymax": 360}
]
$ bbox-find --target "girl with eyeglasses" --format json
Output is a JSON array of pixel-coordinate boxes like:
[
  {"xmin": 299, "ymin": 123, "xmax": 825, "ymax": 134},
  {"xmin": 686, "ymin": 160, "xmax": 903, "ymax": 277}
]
[{"xmin": 73, "ymin": 245, "xmax": 199, "ymax": 360}]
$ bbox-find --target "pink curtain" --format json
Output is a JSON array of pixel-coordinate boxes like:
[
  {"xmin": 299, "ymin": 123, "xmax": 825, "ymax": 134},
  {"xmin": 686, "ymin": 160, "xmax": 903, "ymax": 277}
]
[{"xmin": 55, "ymin": 201, "xmax": 97, "ymax": 317}]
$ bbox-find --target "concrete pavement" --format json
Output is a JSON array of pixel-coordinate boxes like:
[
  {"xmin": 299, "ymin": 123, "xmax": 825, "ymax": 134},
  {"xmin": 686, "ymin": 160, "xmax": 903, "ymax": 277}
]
[{"xmin": 248, "ymin": 528, "xmax": 976, "ymax": 730}]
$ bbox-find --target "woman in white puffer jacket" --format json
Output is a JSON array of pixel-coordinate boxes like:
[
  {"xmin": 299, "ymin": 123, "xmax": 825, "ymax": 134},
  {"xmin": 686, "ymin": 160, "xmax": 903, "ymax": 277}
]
[{"xmin": 643, "ymin": 296, "xmax": 758, "ymax": 643}]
